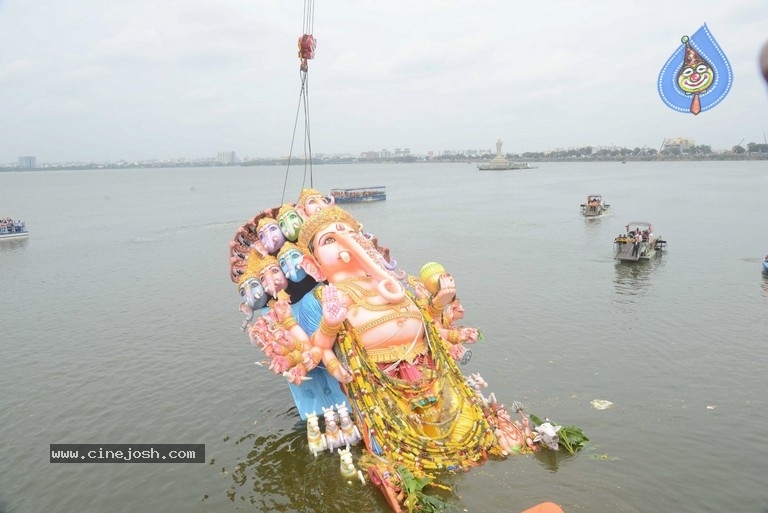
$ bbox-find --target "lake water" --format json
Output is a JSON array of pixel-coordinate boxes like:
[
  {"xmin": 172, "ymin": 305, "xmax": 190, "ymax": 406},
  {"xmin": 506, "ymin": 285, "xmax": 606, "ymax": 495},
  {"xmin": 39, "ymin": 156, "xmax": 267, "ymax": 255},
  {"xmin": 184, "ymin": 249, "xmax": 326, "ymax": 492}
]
[{"xmin": 1, "ymin": 161, "xmax": 767, "ymax": 513}]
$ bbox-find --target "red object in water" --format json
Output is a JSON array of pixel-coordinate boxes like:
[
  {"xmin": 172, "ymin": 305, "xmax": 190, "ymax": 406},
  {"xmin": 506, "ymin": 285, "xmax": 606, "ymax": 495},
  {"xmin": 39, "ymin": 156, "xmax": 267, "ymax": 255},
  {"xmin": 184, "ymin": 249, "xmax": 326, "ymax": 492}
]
[{"xmin": 521, "ymin": 502, "xmax": 566, "ymax": 513}]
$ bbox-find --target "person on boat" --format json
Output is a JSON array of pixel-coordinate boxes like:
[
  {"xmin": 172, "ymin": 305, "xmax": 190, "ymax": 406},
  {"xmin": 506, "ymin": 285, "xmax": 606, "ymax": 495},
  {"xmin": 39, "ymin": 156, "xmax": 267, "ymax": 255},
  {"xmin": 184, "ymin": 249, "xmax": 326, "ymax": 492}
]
[{"xmin": 632, "ymin": 230, "xmax": 642, "ymax": 256}]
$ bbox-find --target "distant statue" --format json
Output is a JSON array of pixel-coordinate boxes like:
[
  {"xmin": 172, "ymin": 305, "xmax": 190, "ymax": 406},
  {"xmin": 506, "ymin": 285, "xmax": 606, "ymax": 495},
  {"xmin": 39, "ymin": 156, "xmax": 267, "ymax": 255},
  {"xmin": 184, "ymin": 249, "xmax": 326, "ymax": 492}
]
[{"xmin": 496, "ymin": 139, "xmax": 503, "ymax": 156}]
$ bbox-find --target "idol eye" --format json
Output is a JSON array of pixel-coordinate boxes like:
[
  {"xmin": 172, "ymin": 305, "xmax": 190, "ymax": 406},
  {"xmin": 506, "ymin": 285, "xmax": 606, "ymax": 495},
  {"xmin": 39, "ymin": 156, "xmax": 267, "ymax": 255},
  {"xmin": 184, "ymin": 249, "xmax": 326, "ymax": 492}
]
[
  {"xmin": 239, "ymin": 287, "xmax": 246, "ymax": 297},
  {"xmin": 696, "ymin": 64, "xmax": 708, "ymax": 74},
  {"xmin": 681, "ymin": 67, "xmax": 694, "ymax": 77},
  {"xmin": 320, "ymin": 235, "xmax": 336, "ymax": 245}
]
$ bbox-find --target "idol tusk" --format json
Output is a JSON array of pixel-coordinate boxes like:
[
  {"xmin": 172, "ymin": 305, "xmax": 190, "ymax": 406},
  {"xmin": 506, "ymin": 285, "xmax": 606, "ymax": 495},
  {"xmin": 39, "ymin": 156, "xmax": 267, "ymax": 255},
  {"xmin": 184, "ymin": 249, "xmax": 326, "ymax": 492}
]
[
  {"xmin": 339, "ymin": 251, "xmax": 351, "ymax": 263},
  {"xmin": 282, "ymin": 371, "xmax": 312, "ymax": 381}
]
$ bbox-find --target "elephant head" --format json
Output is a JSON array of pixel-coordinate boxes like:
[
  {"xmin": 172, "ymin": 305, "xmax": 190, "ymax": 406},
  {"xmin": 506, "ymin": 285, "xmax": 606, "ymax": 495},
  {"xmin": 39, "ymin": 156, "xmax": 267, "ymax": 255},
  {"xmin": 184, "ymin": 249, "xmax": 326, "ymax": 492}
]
[
  {"xmin": 297, "ymin": 206, "xmax": 405, "ymax": 303},
  {"xmin": 238, "ymin": 250, "xmax": 271, "ymax": 308},
  {"xmin": 256, "ymin": 216, "xmax": 287, "ymax": 255},
  {"xmin": 239, "ymin": 276, "xmax": 268, "ymax": 310},
  {"xmin": 245, "ymin": 251, "xmax": 288, "ymax": 299},
  {"xmin": 295, "ymin": 188, "xmax": 335, "ymax": 221},
  {"xmin": 277, "ymin": 242, "xmax": 308, "ymax": 283},
  {"xmin": 276, "ymin": 203, "xmax": 303, "ymax": 242}
]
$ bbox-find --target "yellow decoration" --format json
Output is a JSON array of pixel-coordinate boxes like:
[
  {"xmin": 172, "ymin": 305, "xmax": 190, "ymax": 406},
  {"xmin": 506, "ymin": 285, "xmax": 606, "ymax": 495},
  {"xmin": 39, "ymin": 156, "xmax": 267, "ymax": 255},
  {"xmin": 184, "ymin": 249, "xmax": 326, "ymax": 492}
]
[
  {"xmin": 282, "ymin": 317, "xmax": 298, "ymax": 330},
  {"xmin": 238, "ymin": 249, "xmax": 263, "ymax": 286},
  {"xmin": 328, "ymin": 290, "xmax": 502, "ymax": 473},
  {"xmin": 319, "ymin": 319, "xmax": 341, "ymax": 337},
  {"xmin": 247, "ymin": 252, "xmax": 279, "ymax": 278},
  {"xmin": 419, "ymin": 262, "xmax": 446, "ymax": 295},
  {"xmin": 276, "ymin": 203, "xmax": 297, "ymax": 220}
]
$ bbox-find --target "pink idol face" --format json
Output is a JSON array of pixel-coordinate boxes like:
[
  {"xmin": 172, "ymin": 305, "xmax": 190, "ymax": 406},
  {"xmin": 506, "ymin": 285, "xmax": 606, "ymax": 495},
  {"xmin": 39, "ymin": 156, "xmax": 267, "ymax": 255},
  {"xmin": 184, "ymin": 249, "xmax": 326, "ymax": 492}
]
[
  {"xmin": 258, "ymin": 222, "xmax": 287, "ymax": 254},
  {"xmin": 311, "ymin": 222, "xmax": 356, "ymax": 273},
  {"xmin": 303, "ymin": 195, "xmax": 331, "ymax": 217},
  {"xmin": 259, "ymin": 264, "xmax": 287, "ymax": 297}
]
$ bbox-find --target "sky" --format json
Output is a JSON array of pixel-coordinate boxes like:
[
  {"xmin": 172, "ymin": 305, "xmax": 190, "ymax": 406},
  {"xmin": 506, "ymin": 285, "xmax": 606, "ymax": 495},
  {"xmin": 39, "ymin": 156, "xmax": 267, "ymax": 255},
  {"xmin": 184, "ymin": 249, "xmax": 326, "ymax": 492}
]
[{"xmin": 1, "ymin": 0, "xmax": 767, "ymax": 163}]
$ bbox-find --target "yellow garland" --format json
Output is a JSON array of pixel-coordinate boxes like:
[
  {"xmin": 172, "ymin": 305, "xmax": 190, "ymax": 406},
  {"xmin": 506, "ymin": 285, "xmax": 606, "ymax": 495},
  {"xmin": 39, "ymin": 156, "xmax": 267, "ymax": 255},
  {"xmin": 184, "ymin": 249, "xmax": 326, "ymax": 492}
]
[{"xmin": 334, "ymin": 292, "xmax": 502, "ymax": 473}]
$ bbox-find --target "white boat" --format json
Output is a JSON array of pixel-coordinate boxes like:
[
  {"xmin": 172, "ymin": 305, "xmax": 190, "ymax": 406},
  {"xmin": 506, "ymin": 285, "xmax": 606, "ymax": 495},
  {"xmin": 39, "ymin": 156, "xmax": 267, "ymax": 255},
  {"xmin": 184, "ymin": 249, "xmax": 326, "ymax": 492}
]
[
  {"xmin": 0, "ymin": 217, "xmax": 28, "ymax": 240},
  {"xmin": 580, "ymin": 194, "xmax": 610, "ymax": 217},
  {"xmin": 330, "ymin": 186, "xmax": 386, "ymax": 203},
  {"xmin": 477, "ymin": 160, "xmax": 533, "ymax": 170},
  {"xmin": 614, "ymin": 222, "xmax": 666, "ymax": 261}
]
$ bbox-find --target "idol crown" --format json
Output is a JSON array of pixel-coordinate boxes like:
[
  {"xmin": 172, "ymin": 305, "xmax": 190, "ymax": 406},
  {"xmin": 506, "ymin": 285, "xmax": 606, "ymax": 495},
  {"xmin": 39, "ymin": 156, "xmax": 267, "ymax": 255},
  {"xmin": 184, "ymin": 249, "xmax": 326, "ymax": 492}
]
[
  {"xmin": 297, "ymin": 206, "xmax": 361, "ymax": 255},
  {"xmin": 256, "ymin": 216, "xmax": 278, "ymax": 232},
  {"xmin": 245, "ymin": 250, "xmax": 279, "ymax": 280}
]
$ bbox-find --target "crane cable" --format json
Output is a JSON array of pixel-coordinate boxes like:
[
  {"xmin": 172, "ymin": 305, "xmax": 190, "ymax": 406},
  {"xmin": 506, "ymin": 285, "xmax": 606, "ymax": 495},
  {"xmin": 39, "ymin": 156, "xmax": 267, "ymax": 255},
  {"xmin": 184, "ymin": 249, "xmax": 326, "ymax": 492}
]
[{"xmin": 281, "ymin": 0, "xmax": 316, "ymax": 204}]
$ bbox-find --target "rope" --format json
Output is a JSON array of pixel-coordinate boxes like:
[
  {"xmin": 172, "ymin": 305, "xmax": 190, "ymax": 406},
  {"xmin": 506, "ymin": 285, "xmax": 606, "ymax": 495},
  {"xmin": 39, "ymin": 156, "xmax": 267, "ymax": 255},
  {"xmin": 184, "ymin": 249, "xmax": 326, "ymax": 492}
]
[{"xmin": 281, "ymin": 0, "xmax": 316, "ymax": 205}]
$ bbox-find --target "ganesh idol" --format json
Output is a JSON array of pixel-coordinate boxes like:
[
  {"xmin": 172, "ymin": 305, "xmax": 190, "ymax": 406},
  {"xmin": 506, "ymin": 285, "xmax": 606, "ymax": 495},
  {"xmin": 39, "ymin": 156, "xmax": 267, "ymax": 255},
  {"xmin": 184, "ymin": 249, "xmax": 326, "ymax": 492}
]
[
  {"xmin": 229, "ymin": 203, "xmax": 564, "ymax": 513},
  {"xmin": 289, "ymin": 206, "xmax": 506, "ymax": 478},
  {"xmin": 295, "ymin": 188, "xmax": 334, "ymax": 220}
]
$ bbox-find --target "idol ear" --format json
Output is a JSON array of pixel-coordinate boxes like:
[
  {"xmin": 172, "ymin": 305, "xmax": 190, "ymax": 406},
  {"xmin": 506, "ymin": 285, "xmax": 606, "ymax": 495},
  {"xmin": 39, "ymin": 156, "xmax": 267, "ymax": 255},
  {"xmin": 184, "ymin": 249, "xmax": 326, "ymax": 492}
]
[{"xmin": 300, "ymin": 254, "xmax": 326, "ymax": 282}]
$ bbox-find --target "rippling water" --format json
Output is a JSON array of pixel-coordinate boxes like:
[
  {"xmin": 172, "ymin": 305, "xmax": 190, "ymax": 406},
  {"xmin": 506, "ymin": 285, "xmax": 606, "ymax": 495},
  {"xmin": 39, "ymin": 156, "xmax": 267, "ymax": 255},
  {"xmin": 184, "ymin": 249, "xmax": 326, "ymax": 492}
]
[{"xmin": 1, "ymin": 161, "xmax": 767, "ymax": 513}]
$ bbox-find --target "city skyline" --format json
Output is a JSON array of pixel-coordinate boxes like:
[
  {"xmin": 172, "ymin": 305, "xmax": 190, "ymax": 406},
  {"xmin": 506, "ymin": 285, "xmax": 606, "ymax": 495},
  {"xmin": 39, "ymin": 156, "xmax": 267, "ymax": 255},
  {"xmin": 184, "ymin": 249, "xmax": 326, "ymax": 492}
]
[{"xmin": 6, "ymin": 134, "xmax": 767, "ymax": 170}]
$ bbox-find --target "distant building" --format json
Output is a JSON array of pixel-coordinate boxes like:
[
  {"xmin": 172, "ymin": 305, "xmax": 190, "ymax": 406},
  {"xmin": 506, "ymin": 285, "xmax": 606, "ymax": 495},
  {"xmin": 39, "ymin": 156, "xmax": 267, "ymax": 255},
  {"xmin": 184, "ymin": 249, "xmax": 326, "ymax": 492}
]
[
  {"xmin": 217, "ymin": 151, "xmax": 238, "ymax": 164},
  {"xmin": 393, "ymin": 148, "xmax": 411, "ymax": 158},
  {"xmin": 18, "ymin": 156, "xmax": 36, "ymax": 169},
  {"xmin": 661, "ymin": 137, "xmax": 694, "ymax": 154}
]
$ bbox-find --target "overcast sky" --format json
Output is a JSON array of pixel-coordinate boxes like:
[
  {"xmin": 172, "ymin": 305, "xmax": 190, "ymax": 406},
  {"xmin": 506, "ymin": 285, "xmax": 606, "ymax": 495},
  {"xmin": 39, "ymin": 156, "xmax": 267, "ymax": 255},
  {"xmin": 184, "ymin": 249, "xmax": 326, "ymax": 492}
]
[{"xmin": 1, "ymin": 0, "xmax": 767, "ymax": 163}]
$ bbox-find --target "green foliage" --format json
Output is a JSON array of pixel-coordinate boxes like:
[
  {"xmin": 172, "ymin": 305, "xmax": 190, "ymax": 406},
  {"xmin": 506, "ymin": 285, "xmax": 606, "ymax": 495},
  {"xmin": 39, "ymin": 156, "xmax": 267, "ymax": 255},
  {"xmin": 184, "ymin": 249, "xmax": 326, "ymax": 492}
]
[{"xmin": 396, "ymin": 466, "xmax": 456, "ymax": 513}]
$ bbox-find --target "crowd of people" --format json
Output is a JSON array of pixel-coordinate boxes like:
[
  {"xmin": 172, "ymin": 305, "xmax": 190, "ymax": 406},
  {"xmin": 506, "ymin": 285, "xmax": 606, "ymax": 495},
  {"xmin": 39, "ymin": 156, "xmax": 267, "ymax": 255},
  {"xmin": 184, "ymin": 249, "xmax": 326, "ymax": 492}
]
[{"xmin": 0, "ymin": 217, "xmax": 26, "ymax": 234}]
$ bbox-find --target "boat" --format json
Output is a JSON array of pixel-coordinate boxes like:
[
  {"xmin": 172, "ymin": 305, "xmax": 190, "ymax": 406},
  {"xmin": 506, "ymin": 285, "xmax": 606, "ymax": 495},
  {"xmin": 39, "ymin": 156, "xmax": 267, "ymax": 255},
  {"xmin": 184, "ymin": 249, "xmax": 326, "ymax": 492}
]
[
  {"xmin": 329, "ymin": 186, "xmax": 386, "ymax": 204},
  {"xmin": 477, "ymin": 139, "xmax": 534, "ymax": 170},
  {"xmin": 614, "ymin": 222, "xmax": 666, "ymax": 261},
  {"xmin": 478, "ymin": 160, "xmax": 533, "ymax": 170},
  {"xmin": 0, "ymin": 217, "xmax": 28, "ymax": 240},
  {"xmin": 763, "ymin": 255, "xmax": 768, "ymax": 273},
  {"xmin": 580, "ymin": 194, "xmax": 610, "ymax": 217}
]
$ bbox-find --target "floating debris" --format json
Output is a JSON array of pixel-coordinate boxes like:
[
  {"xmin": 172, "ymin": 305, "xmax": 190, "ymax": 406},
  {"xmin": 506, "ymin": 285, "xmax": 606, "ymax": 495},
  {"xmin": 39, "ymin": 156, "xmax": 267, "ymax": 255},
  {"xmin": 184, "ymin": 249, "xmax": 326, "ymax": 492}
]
[{"xmin": 590, "ymin": 399, "xmax": 614, "ymax": 410}]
